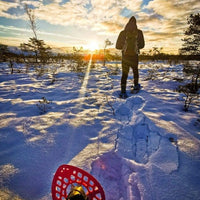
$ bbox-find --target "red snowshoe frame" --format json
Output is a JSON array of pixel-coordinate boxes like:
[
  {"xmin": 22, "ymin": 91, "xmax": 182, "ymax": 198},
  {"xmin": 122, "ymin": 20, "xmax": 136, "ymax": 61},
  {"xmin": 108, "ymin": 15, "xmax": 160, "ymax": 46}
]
[{"xmin": 52, "ymin": 165, "xmax": 105, "ymax": 200}]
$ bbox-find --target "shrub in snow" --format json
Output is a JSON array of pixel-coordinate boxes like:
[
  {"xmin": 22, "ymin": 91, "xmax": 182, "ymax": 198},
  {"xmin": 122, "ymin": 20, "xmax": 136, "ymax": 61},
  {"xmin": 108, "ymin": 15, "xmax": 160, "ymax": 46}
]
[
  {"xmin": 0, "ymin": 44, "xmax": 10, "ymax": 62},
  {"xmin": 8, "ymin": 60, "xmax": 14, "ymax": 74},
  {"xmin": 178, "ymin": 86, "xmax": 199, "ymax": 111},
  {"xmin": 183, "ymin": 63, "xmax": 200, "ymax": 92},
  {"xmin": 36, "ymin": 97, "xmax": 52, "ymax": 114},
  {"xmin": 68, "ymin": 47, "xmax": 87, "ymax": 73},
  {"xmin": 178, "ymin": 63, "xmax": 200, "ymax": 111},
  {"xmin": 144, "ymin": 64, "xmax": 161, "ymax": 80}
]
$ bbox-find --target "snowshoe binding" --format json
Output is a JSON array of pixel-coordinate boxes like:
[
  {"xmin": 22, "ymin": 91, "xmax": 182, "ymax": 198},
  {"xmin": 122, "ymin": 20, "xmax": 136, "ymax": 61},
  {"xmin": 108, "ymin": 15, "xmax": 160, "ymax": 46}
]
[{"xmin": 67, "ymin": 185, "xmax": 88, "ymax": 200}]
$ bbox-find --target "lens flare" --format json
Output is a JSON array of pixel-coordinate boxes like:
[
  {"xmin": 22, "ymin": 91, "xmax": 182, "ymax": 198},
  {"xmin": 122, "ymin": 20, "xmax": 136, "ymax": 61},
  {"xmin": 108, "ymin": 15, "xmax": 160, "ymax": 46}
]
[
  {"xmin": 79, "ymin": 54, "xmax": 93, "ymax": 98},
  {"xmin": 87, "ymin": 41, "xmax": 99, "ymax": 51}
]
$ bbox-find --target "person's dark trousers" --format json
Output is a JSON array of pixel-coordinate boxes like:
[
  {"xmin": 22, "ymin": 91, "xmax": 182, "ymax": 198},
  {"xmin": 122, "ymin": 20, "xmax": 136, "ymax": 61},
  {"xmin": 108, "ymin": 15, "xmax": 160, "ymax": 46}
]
[{"xmin": 121, "ymin": 54, "xmax": 139, "ymax": 93}]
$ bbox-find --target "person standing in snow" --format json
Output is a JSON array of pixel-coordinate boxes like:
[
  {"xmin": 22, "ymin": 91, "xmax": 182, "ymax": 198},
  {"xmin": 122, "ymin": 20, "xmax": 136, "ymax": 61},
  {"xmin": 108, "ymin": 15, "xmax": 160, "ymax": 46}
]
[{"xmin": 116, "ymin": 16, "xmax": 145, "ymax": 98}]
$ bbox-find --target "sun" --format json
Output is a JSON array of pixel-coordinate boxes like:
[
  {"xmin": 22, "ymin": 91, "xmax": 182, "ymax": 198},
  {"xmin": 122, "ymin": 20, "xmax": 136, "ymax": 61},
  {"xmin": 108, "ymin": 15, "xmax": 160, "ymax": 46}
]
[{"xmin": 87, "ymin": 41, "xmax": 99, "ymax": 51}]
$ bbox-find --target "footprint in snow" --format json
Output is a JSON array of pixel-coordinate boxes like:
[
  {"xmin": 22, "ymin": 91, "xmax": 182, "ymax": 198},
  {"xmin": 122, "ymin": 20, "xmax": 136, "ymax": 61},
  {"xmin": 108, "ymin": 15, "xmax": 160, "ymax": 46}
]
[{"xmin": 115, "ymin": 96, "xmax": 145, "ymax": 122}]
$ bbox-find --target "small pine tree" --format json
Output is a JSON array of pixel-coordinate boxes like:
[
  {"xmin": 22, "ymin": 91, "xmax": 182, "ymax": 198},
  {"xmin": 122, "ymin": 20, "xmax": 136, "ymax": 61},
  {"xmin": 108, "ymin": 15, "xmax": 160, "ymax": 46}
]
[{"xmin": 20, "ymin": 38, "xmax": 51, "ymax": 64}]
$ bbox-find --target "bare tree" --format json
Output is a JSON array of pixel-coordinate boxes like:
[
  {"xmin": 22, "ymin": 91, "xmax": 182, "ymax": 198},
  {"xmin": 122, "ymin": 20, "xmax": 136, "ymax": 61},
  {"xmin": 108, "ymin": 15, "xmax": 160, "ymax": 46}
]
[
  {"xmin": 25, "ymin": 4, "xmax": 38, "ymax": 39},
  {"xmin": 103, "ymin": 39, "xmax": 113, "ymax": 66}
]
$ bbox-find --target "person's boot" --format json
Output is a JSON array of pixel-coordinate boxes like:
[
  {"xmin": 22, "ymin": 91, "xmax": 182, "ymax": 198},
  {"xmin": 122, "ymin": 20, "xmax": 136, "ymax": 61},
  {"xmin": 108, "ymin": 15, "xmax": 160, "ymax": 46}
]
[
  {"xmin": 134, "ymin": 83, "xmax": 141, "ymax": 90},
  {"xmin": 120, "ymin": 84, "xmax": 128, "ymax": 98}
]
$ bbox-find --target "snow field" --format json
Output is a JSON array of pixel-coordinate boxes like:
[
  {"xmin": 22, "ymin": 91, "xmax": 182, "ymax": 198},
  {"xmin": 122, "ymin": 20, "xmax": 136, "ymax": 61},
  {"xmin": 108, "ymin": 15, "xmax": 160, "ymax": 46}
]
[{"xmin": 0, "ymin": 61, "xmax": 200, "ymax": 200}]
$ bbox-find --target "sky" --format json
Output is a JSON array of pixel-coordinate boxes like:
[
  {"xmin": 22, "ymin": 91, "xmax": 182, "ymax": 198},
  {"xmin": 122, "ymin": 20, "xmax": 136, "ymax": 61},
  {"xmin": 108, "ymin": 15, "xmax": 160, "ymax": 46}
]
[{"xmin": 0, "ymin": 0, "xmax": 199, "ymax": 54}]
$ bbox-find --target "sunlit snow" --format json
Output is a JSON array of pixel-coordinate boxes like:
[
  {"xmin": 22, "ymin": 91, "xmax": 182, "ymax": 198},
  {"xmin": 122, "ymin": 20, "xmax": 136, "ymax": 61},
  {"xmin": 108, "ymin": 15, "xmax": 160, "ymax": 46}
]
[{"xmin": 0, "ymin": 60, "xmax": 199, "ymax": 200}]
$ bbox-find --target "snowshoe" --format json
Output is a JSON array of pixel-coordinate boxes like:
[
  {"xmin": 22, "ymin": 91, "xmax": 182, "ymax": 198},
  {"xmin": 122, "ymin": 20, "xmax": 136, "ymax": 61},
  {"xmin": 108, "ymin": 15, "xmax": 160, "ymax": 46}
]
[{"xmin": 52, "ymin": 164, "xmax": 105, "ymax": 200}]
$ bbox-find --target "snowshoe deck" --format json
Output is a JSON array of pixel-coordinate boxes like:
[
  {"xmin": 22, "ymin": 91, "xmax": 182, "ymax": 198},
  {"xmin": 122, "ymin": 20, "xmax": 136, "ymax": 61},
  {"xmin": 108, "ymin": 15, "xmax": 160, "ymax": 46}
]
[{"xmin": 52, "ymin": 164, "xmax": 105, "ymax": 200}]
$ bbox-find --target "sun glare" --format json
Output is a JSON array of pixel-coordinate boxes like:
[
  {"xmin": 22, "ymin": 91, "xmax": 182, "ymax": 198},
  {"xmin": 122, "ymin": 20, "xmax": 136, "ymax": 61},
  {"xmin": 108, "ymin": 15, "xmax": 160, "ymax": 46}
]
[{"xmin": 87, "ymin": 41, "xmax": 99, "ymax": 51}]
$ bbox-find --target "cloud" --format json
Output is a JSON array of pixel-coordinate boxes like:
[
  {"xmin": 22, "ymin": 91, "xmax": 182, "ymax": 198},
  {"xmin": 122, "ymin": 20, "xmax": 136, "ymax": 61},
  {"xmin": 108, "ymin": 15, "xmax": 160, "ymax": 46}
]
[
  {"xmin": 142, "ymin": 30, "xmax": 182, "ymax": 54},
  {"xmin": 123, "ymin": 0, "xmax": 143, "ymax": 12},
  {"xmin": 135, "ymin": 0, "xmax": 200, "ymax": 51},
  {"xmin": 34, "ymin": 1, "xmax": 89, "ymax": 26},
  {"xmin": 145, "ymin": 30, "xmax": 181, "ymax": 42},
  {"xmin": 137, "ymin": 12, "xmax": 162, "ymax": 29},
  {"xmin": 146, "ymin": 0, "xmax": 199, "ymax": 19},
  {"xmin": 20, "ymin": 0, "xmax": 43, "ymax": 8},
  {"xmin": 100, "ymin": 21, "xmax": 124, "ymax": 33},
  {"xmin": 0, "ymin": 0, "xmax": 199, "ymax": 52},
  {"xmin": 0, "ymin": 24, "xmax": 82, "ymax": 41},
  {"xmin": 0, "ymin": 0, "xmax": 19, "ymax": 19},
  {"xmin": 92, "ymin": 21, "xmax": 124, "ymax": 36},
  {"xmin": 0, "ymin": 0, "xmax": 144, "ymax": 36},
  {"xmin": 0, "ymin": 0, "xmax": 143, "ymax": 32},
  {"xmin": 86, "ymin": 0, "xmax": 144, "ymax": 34}
]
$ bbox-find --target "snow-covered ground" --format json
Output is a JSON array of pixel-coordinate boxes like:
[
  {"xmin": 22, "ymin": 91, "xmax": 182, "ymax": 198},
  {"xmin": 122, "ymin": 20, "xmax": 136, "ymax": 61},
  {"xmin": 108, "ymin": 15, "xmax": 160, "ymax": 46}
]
[{"xmin": 0, "ymin": 59, "xmax": 199, "ymax": 200}]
